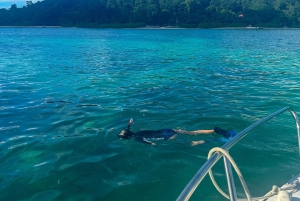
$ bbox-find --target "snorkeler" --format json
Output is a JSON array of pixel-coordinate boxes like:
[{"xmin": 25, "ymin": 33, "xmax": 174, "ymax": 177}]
[{"xmin": 118, "ymin": 119, "xmax": 237, "ymax": 146}]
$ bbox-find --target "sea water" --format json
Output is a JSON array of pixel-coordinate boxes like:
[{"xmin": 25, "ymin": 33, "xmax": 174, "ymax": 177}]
[{"xmin": 0, "ymin": 28, "xmax": 300, "ymax": 201}]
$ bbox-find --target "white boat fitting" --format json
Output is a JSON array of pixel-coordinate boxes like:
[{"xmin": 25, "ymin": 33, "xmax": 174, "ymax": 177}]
[
  {"xmin": 177, "ymin": 106, "xmax": 300, "ymax": 201},
  {"xmin": 264, "ymin": 174, "xmax": 300, "ymax": 201}
]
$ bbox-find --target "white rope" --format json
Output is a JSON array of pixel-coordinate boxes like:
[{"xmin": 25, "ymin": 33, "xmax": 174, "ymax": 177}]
[
  {"xmin": 207, "ymin": 147, "xmax": 299, "ymax": 201},
  {"xmin": 207, "ymin": 147, "xmax": 252, "ymax": 201},
  {"xmin": 252, "ymin": 185, "xmax": 279, "ymax": 201}
]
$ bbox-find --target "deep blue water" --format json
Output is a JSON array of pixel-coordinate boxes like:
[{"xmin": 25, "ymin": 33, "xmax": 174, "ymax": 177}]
[{"xmin": 0, "ymin": 27, "xmax": 300, "ymax": 201}]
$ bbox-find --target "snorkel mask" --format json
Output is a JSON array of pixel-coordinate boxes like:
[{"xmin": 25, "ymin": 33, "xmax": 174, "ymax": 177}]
[{"xmin": 118, "ymin": 118, "xmax": 133, "ymax": 140}]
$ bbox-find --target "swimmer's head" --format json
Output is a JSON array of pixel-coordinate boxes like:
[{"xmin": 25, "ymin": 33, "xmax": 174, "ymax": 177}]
[
  {"xmin": 118, "ymin": 129, "xmax": 132, "ymax": 140},
  {"xmin": 119, "ymin": 118, "xmax": 133, "ymax": 140}
]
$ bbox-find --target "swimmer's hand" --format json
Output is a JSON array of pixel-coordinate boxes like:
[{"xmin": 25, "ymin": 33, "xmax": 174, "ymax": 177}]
[{"xmin": 151, "ymin": 142, "xmax": 156, "ymax": 146}]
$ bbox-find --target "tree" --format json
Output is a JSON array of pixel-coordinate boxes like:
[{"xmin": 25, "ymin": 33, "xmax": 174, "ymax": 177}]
[
  {"xmin": 10, "ymin": 4, "xmax": 18, "ymax": 10},
  {"xmin": 0, "ymin": 0, "xmax": 299, "ymax": 27},
  {"xmin": 26, "ymin": 1, "xmax": 33, "ymax": 6}
]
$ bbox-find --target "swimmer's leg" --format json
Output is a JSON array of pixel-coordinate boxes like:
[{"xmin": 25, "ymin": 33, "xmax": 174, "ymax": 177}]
[
  {"xmin": 190, "ymin": 140, "xmax": 206, "ymax": 146},
  {"xmin": 174, "ymin": 129, "xmax": 214, "ymax": 135}
]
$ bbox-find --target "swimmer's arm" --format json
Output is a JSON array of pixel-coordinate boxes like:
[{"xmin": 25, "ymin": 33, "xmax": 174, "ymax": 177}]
[{"xmin": 134, "ymin": 137, "xmax": 156, "ymax": 146}]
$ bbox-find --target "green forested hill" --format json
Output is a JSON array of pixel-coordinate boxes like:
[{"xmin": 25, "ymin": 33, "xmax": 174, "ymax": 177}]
[{"xmin": 1, "ymin": 0, "xmax": 300, "ymax": 28}]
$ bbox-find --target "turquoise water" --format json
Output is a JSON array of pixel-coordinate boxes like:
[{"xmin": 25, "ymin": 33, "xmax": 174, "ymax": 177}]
[{"xmin": 0, "ymin": 28, "xmax": 300, "ymax": 201}]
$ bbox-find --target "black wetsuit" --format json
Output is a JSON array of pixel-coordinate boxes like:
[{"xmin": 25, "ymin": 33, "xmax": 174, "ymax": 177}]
[{"xmin": 133, "ymin": 129, "xmax": 176, "ymax": 145}]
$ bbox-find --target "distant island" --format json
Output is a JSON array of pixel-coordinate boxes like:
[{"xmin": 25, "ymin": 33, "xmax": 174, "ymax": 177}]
[{"xmin": 0, "ymin": 0, "xmax": 299, "ymax": 28}]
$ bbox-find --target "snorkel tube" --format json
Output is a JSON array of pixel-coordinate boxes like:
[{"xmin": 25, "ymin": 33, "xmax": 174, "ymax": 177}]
[
  {"xmin": 118, "ymin": 118, "xmax": 133, "ymax": 140},
  {"xmin": 128, "ymin": 118, "xmax": 133, "ymax": 130}
]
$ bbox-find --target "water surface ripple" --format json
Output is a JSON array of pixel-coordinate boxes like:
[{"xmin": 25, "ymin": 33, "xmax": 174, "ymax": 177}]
[{"xmin": 0, "ymin": 28, "xmax": 300, "ymax": 201}]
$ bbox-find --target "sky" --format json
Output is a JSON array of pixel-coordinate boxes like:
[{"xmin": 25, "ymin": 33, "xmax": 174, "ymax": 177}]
[{"xmin": 0, "ymin": 0, "xmax": 38, "ymax": 9}]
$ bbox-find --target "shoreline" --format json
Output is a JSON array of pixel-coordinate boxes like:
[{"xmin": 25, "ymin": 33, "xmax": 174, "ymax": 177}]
[{"xmin": 0, "ymin": 25, "xmax": 299, "ymax": 30}]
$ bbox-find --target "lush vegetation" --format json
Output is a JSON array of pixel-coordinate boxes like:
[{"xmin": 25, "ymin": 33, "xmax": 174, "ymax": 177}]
[{"xmin": 1, "ymin": 0, "xmax": 300, "ymax": 28}]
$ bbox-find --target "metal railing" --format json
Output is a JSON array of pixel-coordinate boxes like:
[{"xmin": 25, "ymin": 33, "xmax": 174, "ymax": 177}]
[{"xmin": 177, "ymin": 106, "xmax": 300, "ymax": 201}]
